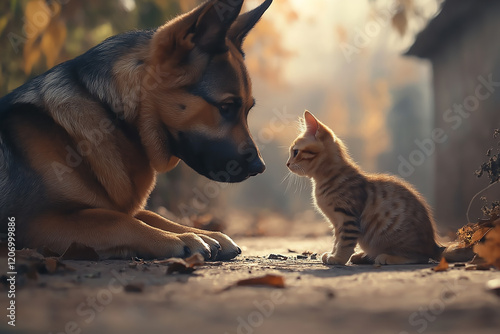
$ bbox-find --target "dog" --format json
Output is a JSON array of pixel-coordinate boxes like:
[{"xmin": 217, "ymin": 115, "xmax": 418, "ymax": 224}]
[{"xmin": 0, "ymin": 0, "xmax": 272, "ymax": 260}]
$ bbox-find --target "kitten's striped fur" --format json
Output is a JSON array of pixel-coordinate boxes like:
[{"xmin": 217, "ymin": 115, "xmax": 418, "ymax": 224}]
[{"xmin": 287, "ymin": 111, "xmax": 443, "ymax": 265}]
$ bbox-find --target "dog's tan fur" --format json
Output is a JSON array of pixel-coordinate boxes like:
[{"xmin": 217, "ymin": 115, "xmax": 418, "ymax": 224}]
[{"xmin": 0, "ymin": 0, "xmax": 272, "ymax": 260}]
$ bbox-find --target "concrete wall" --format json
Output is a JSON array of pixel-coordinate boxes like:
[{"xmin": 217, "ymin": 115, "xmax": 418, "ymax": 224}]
[{"xmin": 431, "ymin": 3, "xmax": 500, "ymax": 230}]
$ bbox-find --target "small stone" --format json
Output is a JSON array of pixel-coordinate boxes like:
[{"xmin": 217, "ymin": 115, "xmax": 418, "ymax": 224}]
[
  {"xmin": 84, "ymin": 272, "xmax": 101, "ymax": 279},
  {"xmin": 268, "ymin": 254, "xmax": 288, "ymax": 260},
  {"xmin": 124, "ymin": 282, "xmax": 144, "ymax": 293},
  {"xmin": 442, "ymin": 290, "xmax": 456, "ymax": 300},
  {"xmin": 486, "ymin": 278, "xmax": 500, "ymax": 297}
]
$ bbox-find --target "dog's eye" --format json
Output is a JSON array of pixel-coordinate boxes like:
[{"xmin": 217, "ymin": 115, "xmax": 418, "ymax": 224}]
[
  {"xmin": 218, "ymin": 98, "xmax": 242, "ymax": 118},
  {"xmin": 219, "ymin": 103, "xmax": 235, "ymax": 114},
  {"xmin": 293, "ymin": 149, "xmax": 299, "ymax": 157}
]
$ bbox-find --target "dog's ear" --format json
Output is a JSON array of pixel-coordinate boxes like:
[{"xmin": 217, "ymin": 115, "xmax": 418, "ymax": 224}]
[
  {"xmin": 193, "ymin": 0, "xmax": 244, "ymax": 53},
  {"xmin": 228, "ymin": 0, "xmax": 273, "ymax": 50},
  {"xmin": 152, "ymin": 1, "xmax": 243, "ymax": 65}
]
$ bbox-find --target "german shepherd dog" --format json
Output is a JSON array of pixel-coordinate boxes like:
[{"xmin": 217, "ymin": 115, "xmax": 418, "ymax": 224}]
[{"xmin": 0, "ymin": 0, "xmax": 272, "ymax": 260}]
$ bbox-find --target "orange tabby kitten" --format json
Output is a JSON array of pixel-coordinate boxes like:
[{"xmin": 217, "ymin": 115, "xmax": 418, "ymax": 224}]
[{"xmin": 287, "ymin": 111, "xmax": 442, "ymax": 265}]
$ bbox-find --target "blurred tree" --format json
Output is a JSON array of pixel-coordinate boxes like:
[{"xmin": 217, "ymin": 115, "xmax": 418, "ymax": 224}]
[
  {"xmin": 370, "ymin": 0, "xmax": 444, "ymax": 38},
  {"xmin": 0, "ymin": 0, "xmax": 199, "ymax": 95}
]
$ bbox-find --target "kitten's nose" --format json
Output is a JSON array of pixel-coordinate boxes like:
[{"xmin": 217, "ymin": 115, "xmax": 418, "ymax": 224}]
[{"xmin": 286, "ymin": 162, "xmax": 290, "ymax": 167}]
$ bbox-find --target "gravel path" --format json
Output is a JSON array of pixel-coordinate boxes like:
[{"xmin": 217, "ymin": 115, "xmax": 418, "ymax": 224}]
[{"xmin": 2, "ymin": 237, "xmax": 500, "ymax": 334}]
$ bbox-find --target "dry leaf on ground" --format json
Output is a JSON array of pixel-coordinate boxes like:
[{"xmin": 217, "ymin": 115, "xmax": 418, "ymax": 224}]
[
  {"xmin": 474, "ymin": 219, "xmax": 500, "ymax": 269},
  {"xmin": 432, "ymin": 257, "xmax": 449, "ymax": 272},
  {"xmin": 220, "ymin": 274, "xmax": 286, "ymax": 292},
  {"xmin": 165, "ymin": 253, "xmax": 205, "ymax": 275},
  {"xmin": 235, "ymin": 274, "xmax": 285, "ymax": 288},
  {"xmin": 458, "ymin": 216, "xmax": 497, "ymax": 247}
]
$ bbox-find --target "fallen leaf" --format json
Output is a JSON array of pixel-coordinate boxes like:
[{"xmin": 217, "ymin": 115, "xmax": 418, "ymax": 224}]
[
  {"xmin": 61, "ymin": 242, "xmax": 99, "ymax": 261},
  {"xmin": 165, "ymin": 253, "xmax": 204, "ymax": 275},
  {"xmin": 235, "ymin": 274, "xmax": 285, "ymax": 288},
  {"xmin": 474, "ymin": 220, "xmax": 500, "ymax": 269},
  {"xmin": 458, "ymin": 217, "xmax": 497, "ymax": 247},
  {"xmin": 185, "ymin": 253, "xmax": 205, "ymax": 267},
  {"xmin": 432, "ymin": 257, "xmax": 449, "ymax": 272},
  {"xmin": 44, "ymin": 258, "xmax": 58, "ymax": 273},
  {"xmin": 41, "ymin": 257, "xmax": 75, "ymax": 274}
]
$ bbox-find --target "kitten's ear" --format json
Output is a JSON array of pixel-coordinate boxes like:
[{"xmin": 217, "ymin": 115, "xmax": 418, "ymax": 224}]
[{"xmin": 303, "ymin": 110, "xmax": 319, "ymax": 137}]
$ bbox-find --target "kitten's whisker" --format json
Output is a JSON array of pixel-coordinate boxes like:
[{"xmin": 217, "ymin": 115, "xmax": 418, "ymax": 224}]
[
  {"xmin": 281, "ymin": 172, "xmax": 291, "ymax": 184},
  {"xmin": 282, "ymin": 171, "xmax": 293, "ymax": 193}
]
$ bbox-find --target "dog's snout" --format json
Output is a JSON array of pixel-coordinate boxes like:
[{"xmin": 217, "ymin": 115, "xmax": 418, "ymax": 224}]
[{"xmin": 248, "ymin": 158, "xmax": 266, "ymax": 176}]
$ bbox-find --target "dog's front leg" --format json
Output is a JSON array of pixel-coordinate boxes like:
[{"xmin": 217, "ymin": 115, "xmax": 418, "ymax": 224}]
[
  {"xmin": 135, "ymin": 210, "xmax": 241, "ymax": 261},
  {"xmin": 28, "ymin": 209, "xmax": 211, "ymax": 259}
]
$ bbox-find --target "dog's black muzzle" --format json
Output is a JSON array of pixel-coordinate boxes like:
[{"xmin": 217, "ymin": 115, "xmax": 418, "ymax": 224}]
[{"xmin": 172, "ymin": 131, "xmax": 265, "ymax": 183}]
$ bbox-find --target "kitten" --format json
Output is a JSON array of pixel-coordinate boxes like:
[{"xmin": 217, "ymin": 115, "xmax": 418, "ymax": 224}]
[{"xmin": 286, "ymin": 111, "xmax": 442, "ymax": 265}]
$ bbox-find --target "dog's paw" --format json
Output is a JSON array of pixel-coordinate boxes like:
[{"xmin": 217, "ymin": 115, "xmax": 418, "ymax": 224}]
[
  {"xmin": 177, "ymin": 233, "xmax": 211, "ymax": 260},
  {"xmin": 198, "ymin": 235, "xmax": 221, "ymax": 261},
  {"xmin": 322, "ymin": 252, "xmax": 346, "ymax": 265},
  {"xmin": 204, "ymin": 231, "xmax": 241, "ymax": 261}
]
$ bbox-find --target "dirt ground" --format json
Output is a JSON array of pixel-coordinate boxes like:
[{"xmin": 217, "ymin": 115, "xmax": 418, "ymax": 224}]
[{"xmin": 2, "ymin": 236, "xmax": 500, "ymax": 334}]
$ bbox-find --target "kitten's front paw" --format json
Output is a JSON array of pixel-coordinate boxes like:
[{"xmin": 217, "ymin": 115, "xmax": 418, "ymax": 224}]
[{"xmin": 322, "ymin": 252, "xmax": 347, "ymax": 265}]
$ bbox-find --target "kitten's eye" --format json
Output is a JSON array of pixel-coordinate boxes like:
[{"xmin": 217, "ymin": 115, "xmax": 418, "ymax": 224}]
[{"xmin": 293, "ymin": 149, "xmax": 299, "ymax": 157}]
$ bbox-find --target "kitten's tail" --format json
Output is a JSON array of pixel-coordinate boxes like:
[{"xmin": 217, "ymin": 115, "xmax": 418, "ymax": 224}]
[{"xmin": 435, "ymin": 242, "xmax": 475, "ymax": 263}]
